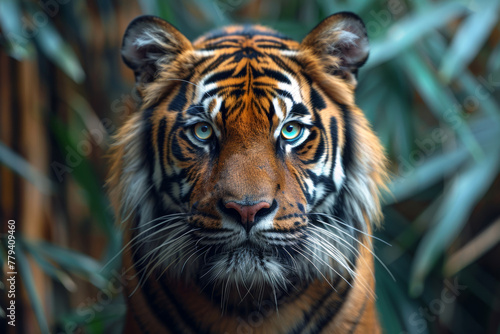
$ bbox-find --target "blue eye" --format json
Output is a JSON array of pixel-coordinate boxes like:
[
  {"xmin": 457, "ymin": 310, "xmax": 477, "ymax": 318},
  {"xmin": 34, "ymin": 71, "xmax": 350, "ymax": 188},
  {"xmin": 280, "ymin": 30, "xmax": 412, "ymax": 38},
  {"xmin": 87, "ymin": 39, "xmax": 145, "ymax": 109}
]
[
  {"xmin": 281, "ymin": 122, "xmax": 302, "ymax": 141},
  {"xmin": 193, "ymin": 122, "xmax": 213, "ymax": 141}
]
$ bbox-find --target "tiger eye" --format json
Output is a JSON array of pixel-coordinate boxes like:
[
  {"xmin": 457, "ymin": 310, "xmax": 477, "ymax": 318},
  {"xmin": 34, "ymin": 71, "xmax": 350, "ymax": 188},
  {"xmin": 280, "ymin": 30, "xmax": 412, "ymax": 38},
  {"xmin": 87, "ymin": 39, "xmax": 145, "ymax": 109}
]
[
  {"xmin": 193, "ymin": 122, "xmax": 213, "ymax": 141},
  {"xmin": 281, "ymin": 122, "xmax": 302, "ymax": 141}
]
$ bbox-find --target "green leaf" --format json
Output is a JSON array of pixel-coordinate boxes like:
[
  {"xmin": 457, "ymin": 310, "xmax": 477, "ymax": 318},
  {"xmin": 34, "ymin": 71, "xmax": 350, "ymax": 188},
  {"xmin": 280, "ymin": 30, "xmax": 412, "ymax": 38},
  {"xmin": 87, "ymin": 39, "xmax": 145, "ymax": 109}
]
[
  {"xmin": 401, "ymin": 50, "xmax": 483, "ymax": 160},
  {"xmin": 34, "ymin": 19, "xmax": 85, "ymax": 83},
  {"xmin": 29, "ymin": 241, "xmax": 108, "ymax": 289},
  {"xmin": 368, "ymin": 2, "xmax": 468, "ymax": 68},
  {"xmin": 193, "ymin": 0, "xmax": 231, "ymax": 26},
  {"xmin": 388, "ymin": 143, "xmax": 469, "ymax": 204},
  {"xmin": 17, "ymin": 240, "xmax": 50, "ymax": 334},
  {"xmin": 0, "ymin": 142, "xmax": 53, "ymax": 194},
  {"xmin": 439, "ymin": 0, "xmax": 500, "ymax": 82},
  {"xmin": 23, "ymin": 242, "xmax": 77, "ymax": 292},
  {"xmin": 0, "ymin": 0, "xmax": 33, "ymax": 59},
  {"xmin": 487, "ymin": 42, "xmax": 500, "ymax": 74},
  {"xmin": 138, "ymin": 0, "xmax": 176, "ymax": 24},
  {"xmin": 410, "ymin": 149, "xmax": 500, "ymax": 295},
  {"xmin": 58, "ymin": 298, "xmax": 126, "ymax": 333}
]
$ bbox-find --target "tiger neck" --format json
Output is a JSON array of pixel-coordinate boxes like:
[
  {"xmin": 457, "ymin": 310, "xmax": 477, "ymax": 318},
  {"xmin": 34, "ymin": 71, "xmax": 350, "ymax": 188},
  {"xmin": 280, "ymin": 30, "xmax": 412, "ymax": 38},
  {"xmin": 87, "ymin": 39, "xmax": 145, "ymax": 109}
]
[{"xmin": 122, "ymin": 228, "xmax": 380, "ymax": 334}]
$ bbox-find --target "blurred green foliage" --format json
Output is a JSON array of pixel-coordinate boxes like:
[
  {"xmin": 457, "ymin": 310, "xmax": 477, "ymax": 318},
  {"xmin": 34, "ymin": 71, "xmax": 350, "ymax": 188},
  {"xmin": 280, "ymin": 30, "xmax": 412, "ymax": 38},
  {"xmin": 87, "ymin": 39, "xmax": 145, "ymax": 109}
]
[{"xmin": 1, "ymin": 0, "xmax": 500, "ymax": 333}]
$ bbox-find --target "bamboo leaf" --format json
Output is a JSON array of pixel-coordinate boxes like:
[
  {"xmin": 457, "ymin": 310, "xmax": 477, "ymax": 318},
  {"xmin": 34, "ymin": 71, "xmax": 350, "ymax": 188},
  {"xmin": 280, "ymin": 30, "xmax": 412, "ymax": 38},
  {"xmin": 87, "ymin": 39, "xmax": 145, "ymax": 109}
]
[
  {"xmin": 23, "ymin": 242, "xmax": 77, "ymax": 292},
  {"xmin": 410, "ymin": 148, "xmax": 500, "ymax": 295},
  {"xmin": 30, "ymin": 241, "xmax": 108, "ymax": 289},
  {"xmin": 368, "ymin": 2, "xmax": 468, "ymax": 68},
  {"xmin": 0, "ymin": 0, "xmax": 33, "ymax": 59},
  {"xmin": 439, "ymin": 0, "xmax": 500, "ymax": 82},
  {"xmin": 487, "ymin": 42, "xmax": 500, "ymax": 74},
  {"xmin": 401, "ymin": 50, "xmax": 483, "ymax": 160},
  {"xmin": 34, "ymin": 19, "xmax": 85, "ymax": 83},
  {"xmin": 17, "ymin": 240, "xmax": 50, "ymax": 334},
  {"xmin": 0, "ymin": 142, "xmax": 54, "ymax": 194},
  {"xmin": 388, "ymin": 144, "xmax": 469, "ymax": 204}
]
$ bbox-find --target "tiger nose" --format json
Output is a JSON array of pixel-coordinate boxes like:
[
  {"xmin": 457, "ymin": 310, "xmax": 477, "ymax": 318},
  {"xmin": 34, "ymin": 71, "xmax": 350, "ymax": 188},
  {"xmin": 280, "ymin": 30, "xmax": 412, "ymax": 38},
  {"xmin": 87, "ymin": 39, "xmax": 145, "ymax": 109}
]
[{"xmin": 224, "ymin": 201, "xmax": 271, "ymax": 231}]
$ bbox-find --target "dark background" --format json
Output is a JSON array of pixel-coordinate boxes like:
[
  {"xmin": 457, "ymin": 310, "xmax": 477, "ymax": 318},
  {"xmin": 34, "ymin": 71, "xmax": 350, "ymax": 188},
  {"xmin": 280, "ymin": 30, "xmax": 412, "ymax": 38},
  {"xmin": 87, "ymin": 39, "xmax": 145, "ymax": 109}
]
[{"xmin": 1, "ymin": 0, "xmax": 500, "ymax": 333}]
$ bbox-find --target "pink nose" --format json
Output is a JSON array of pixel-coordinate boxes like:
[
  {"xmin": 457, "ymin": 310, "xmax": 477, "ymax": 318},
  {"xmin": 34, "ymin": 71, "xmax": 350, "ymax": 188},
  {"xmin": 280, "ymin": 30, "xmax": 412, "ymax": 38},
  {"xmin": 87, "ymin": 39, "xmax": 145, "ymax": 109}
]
[{"xmin": 224, "ymin": 201, "xmax": 271, "ymax": 230}]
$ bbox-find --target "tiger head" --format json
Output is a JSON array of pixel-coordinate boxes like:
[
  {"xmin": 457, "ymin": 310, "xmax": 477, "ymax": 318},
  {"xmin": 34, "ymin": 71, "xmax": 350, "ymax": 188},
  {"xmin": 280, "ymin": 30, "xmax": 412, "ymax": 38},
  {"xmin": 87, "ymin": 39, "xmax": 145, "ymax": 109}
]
[{"xmin": 110, "ymin": 12, "xmax": 387, "ymax": 304}]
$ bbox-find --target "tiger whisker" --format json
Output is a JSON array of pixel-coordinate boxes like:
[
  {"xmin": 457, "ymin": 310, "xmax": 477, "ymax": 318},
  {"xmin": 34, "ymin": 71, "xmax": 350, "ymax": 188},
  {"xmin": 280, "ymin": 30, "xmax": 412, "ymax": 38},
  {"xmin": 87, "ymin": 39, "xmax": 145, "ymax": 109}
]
[
  {"xmin": 292, "ymin": 246, "xmax": 337, "ymax": 292},
  {"xmin": 308, "ymin": 228, "xmax": 357, "ymax": 268},
  {"xmin": 301, "ymin": 241, "xmax": 353, "ymax": 288},
  {"xmin": 313, "ymin": 217, "xmax": 395, "ymax": 281},
  {"xmin": 310, "ymin": 212, "xmax": 390, "ymax": 246},
  {"xmin": 304, "ymin": 236, "xmax": 376, "ymax": 299},
  {"xmin": 134, "ymin": 227, "xmax": 196, "ymax": 269},
  {"xmin": 132, "ymin": 213, "xmax": 189, "ymax": 229},
  {"xmin": 180, "ymin": 242, "xmax": 208, "ymax": 273},
  {"xmin": 101, "ymin": 216, "xmax": 186, "ymax": 272},
  {"xmin": 309, "ymin": 225, "xmax": 376, "ymax": 280}
]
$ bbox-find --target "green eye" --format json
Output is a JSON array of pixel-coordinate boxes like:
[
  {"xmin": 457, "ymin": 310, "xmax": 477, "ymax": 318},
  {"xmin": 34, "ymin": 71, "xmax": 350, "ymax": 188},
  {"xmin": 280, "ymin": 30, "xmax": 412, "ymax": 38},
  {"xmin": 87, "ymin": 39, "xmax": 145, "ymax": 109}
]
[
  {"xmin": 281, "ymin": 122, "xmax": 302, "ymax": 141},
  {"xmin": 193, "ymin": 122, "xmax": 213, "ymax": 141}
]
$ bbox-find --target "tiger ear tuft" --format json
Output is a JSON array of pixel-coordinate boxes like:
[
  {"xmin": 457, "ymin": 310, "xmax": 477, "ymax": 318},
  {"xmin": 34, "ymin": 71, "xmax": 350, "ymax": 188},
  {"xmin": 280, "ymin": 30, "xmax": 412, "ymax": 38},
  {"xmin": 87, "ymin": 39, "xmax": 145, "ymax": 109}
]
[
  {"xmin": 121, "ymin": 15, "xmax": 192, "ymax": 84},
  {"xmin": 301, "ymin": 12, "xmax": 369, "ymax": 84}
]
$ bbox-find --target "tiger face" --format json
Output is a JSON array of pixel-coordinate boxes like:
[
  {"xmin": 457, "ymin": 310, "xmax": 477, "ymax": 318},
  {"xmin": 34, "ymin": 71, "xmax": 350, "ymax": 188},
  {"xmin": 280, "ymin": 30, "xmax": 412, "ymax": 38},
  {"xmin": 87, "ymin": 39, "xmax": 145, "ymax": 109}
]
[{"xmin": 111, "ymin": 12, "xmax": 387, "ymax": 330}]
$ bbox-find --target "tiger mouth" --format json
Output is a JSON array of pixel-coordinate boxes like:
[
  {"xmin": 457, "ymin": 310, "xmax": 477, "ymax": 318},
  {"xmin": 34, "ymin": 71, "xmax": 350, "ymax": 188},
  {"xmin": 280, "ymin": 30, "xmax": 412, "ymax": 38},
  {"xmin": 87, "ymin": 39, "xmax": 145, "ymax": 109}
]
[{"xmin": 197, "ymin": 241, "xmax": 297, "ymax": 286}]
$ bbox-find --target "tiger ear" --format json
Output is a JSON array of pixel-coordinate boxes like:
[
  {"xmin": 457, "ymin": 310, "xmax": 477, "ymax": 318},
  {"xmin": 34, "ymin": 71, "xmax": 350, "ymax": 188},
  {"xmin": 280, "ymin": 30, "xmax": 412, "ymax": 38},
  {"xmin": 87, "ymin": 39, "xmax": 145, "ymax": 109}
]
[
  {"xmin": 121, "ymin": 15, "xmax": 192, "ymax": 84},
  {"xmin": 301, "ymin": 12, "xmax": 369, "ymax": 85}
]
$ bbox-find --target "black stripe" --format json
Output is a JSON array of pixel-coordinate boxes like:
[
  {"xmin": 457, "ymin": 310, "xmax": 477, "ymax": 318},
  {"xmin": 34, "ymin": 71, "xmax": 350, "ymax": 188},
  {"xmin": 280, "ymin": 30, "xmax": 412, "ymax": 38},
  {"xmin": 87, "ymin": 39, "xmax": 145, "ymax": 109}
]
[
  {"xmin": 294, "ymin": 170, "xmax": 312, "ymax": 204},
  {"xmin": 254, "ymin": 38, "xmax": 292, "ymax": 48},
  {"xmin": 290, "ymin": 103, "xmax": 310, "ymax": 116},
  {"xmin": 309, "ymin": 285, "xmax": 352, "ymax": 334},
  {"xmin": 289, "ymin": 277, "xmax": 342, "ymax": 334},
  {"xmin": 157, "ymin": 117, "xmax": 168, "ymax": 177},
  {"xmin": 310, "ymin": 86, "xmax": 327, "ymax": 111},
  {"xmin": 202, "ymin": 27, "xmax": 293, "ymax": 42},
  {"xmin": 330, "ymin": 116, "xmax": 338, "ymax": 172},
  {"xmin": 347, "ymin": 296, "xmax": 369, "ymax": 334},
  {"xmin": 168, "ymin": 81, "xmax": 188, "ymax": 112},
  {"xmin": 262, "ymin": 68, "xmax": 291, "ymax": 84},
  {"xmin": 296, "ymin": 130, "xmax": 325, "ymax": 165},
  {"xmin": 142, "ymin": 107, "xmax": 156, "ymax": 181},
  {"xmin": 206, "ymin": 38, "xmax": 241, "ymax": 46},
  {"xmin": 158, "ymin": 279, "xmax": 209, "ymax": 334},
  {"xmin": 275, "ymin": 88, "xmax": 295, "ymax": 100},
  {"xmin": 205, "ymin": 69, "xmax": 236, "ymax": 84},
  {"xmin": 256, "ymin": 44, "xmax": 291, "ymax": 50},
  {"xmin": 171, "ymin": 131, "xmax": 193, "ymax": 162},
  {"xmin": 186, "ymin": 104, "xmax": 205, "ymax": 116},
  {"xmin": 269, "ymin": 54, "xmax": 297, "ymax": 74},
  {"xmin": 336, "ymin": 102, "xmax": 354, "ymax": 171},
  {"xmin": 331, "ymin": 103, "xmax": 354, "ymax": 225},
  {"xmin": 200, "ymin": 56, "xmax": 230, "ymax": 76},
  {"xmin": 131, "ymin": 243, "xmax": 186, "ymax": 333}
]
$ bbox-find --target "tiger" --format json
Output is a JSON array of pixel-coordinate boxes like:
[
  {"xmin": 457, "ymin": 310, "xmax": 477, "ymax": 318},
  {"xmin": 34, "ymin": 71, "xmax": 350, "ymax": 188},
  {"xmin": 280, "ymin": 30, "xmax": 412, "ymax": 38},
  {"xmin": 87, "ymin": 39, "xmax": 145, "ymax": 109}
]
[{"xmin": 108, "ymin": 11, "xmax": 387, "ymax": 334}]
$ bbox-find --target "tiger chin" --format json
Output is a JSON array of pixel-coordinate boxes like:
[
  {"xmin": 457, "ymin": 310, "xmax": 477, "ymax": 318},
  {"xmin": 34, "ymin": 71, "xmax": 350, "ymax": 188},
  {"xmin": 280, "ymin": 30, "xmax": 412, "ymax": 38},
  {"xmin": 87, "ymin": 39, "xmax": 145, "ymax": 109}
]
[{"xmin": 108, "ymin": 11, "xmax": 387, "ymax": 334}]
